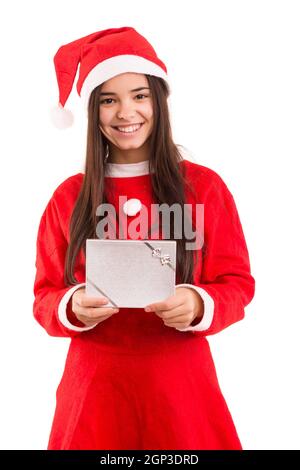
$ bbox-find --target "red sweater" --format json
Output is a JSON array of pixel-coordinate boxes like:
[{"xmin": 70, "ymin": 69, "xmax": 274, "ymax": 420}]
[{"xmin": 33, "ymin": 158, "xmax": 255, "ymax": 338}]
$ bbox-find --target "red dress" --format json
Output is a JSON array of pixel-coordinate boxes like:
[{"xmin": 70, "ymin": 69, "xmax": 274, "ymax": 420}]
[{"xmin": 33, "ymin": 159, "xmax": 255, "ymax": 450}]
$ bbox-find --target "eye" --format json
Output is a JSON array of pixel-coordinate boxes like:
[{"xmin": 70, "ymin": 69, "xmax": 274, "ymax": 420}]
[
  {"xmin": 135, "ymin": 94, "xmax": 148, "ymax": 100},
  {"xmin": 100, "ymin": 94, "xmax": 149, "ymax": 105},
  {"xmin": 100, "ymin": 98, "xmax": 114, "ymax": 104}
]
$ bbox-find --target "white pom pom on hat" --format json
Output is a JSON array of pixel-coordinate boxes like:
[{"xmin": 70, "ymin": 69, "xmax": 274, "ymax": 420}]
[
  {"xmin": 50, "ymin": 103, "xmax": 74, "ymax": 129},
  {"xmin": 51, "ymin": 26, "xmax": 170, "ymax": 129}
]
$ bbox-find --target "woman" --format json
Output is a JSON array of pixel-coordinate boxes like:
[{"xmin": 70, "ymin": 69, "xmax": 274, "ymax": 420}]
[{"xmin": 33, "ymin": 26, "xmax": 255, "ymax": 450}]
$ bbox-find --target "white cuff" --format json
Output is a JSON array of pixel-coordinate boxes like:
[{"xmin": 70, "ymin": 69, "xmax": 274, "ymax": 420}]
[
  {"xmin": 174, "ymin": 283, "xmax": 214, "ymax": 332},
  {"xmin": 58, "ymin": 283, "xmax": 98, "ymax": 332}
]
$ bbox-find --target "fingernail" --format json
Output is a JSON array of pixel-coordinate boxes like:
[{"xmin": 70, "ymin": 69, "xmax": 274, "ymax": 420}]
[
  {"xmin": 113, "ymin": 309, "xmax": 119, "ymax": 313},
  {"xmin": 145, "ymin": 307, "xmax": 152, "ymax": 312}
]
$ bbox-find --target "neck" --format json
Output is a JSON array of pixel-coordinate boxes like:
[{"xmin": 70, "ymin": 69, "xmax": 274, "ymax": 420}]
[{"xmin": 107, "ymin": 140, "xmax": 150, "ymax": 164}]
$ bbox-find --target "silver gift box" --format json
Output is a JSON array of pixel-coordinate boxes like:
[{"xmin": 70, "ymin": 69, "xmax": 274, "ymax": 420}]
[{"xmin": 86, "ymin": 239, "xmax": 176, "ymax": 308}]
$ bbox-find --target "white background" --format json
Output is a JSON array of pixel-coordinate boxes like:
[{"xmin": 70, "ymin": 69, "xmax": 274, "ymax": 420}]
[{"xmin": 0, "ymin": 0, "xmax": 299, "ymax": 450}]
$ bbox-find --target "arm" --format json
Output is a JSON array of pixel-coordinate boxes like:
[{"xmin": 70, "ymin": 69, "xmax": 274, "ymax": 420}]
[
  {"xmin": 33, "ymin": 193, "xmax": 94, "ymax": 337},
  {"xmin": 175, "ymin": 172, "xmax": 255, "ymax": 335}
]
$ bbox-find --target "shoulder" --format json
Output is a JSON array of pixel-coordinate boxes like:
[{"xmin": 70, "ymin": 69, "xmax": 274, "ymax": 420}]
[
  {"xmin": 181, "ymin": 158, "xmax": 231, "ymax": 196},
  {"xmin": 41, "ymin": 173, "xmax": 84, "ymax": 231},
  {"xmin": 49, "ymin": 172, "xmax": 84, "ymax": 213},
  {"xmin": 52, "ymin": 172, "xmax": 84, "ymax": 200},
  {"xmin": 181, "ymin": 159, "xmax": 240, "ymax": 221}
]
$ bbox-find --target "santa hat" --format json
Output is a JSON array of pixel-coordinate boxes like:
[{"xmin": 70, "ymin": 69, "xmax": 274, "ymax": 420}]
[{"xmin": 50, "ymin": 26, "xmax": 169, "ymax": 129}]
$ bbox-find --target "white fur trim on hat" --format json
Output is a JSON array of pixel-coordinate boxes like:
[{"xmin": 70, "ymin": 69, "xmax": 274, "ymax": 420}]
[{"xmin": 80, "ymin": 54, "xmax": 170, "ymax": 111}]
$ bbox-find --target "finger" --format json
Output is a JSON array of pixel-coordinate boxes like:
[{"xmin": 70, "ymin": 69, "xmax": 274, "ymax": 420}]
[
  {"xmin": 164, "ymin": 322, "xmax": 188, "ymax": 329},
  {"xmin": 79, "ymin": 310, "xmax": 118, "ymax": 324},
  {"xmin": 145, "ymin": 297, "xmax": 184, "ymax": 313},
  {"xmin": 157, "ymin": 305, "xmax": 187, "ymax": 320},
  {"xmin": 79, "ymin": 313, "xmax": 113, "ymax": 326},
  {"xmin": 163, "ymin": 314, "xmax": 192, "ymax": 328},
  {"xmin": 76, "ymin": 305, "xmax": 119, "ymax": 318},
  {"xmin": 76, "ymin": 295, "xmax": 109, "ymax": 308}
]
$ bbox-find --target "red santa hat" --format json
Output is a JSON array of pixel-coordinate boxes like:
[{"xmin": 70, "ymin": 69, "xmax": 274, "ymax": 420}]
[{"xmin": 50, "ymin": 26, "xmax": 169, "ymax": 129}]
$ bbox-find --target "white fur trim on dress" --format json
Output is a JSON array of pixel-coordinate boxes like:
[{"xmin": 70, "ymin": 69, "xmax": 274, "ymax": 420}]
[
  {"xmin": 80, "ymin": 54, "xmax": 169, "ymax": 111},
  {"xmin": 105, "ymin": 159, "xmax": 152, "ymax": 177},
  {"xmin": 58, "ymin": 283, "xmax": 97, "ymax": 332},
  {"xmin": 174, "ymin": 284, "xmax": 215, "ymax": 332}
]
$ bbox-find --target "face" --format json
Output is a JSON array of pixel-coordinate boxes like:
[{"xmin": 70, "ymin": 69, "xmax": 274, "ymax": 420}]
[{"xmin": 98, "ymin": 73, "xmax": 154, "ymax": 151}]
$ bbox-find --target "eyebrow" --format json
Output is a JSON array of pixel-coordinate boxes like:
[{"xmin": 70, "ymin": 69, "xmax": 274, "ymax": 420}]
[{"xmin": 99, "ymin": 87, "xmax": 150, "ymax": 96}]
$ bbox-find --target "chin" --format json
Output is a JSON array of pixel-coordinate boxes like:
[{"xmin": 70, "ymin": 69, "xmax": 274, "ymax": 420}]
[
  {"xmin": 116, "ymin": 135, "xmax": 149, "ymax": 146},
  {"xmin": 118, "ymin": 142, "xmax": 145, "ymax": 150}
]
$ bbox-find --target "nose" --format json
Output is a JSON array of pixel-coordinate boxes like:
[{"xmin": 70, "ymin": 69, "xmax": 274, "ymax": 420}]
[{"xmin": 116, "ymin": 100, "xmax": 136, "ymax": 120}]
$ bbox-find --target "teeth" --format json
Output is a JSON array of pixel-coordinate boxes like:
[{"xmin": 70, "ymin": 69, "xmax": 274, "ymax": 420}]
[{"xmin": 116, "ymin": 124, "xmax": 142, "ymax": 133}]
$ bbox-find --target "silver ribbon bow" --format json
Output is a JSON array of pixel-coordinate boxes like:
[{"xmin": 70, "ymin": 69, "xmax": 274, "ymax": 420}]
[{"xmin": 152, "ymin": 247, "xmax": 171, "ymax": 266}]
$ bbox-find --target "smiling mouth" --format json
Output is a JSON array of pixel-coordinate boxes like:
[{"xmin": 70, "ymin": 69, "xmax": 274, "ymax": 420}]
[{"xmin": 112, "ymin": 123, "xmax": 145, "ymax": 134}]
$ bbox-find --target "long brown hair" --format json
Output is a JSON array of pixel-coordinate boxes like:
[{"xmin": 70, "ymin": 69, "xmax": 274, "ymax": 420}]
[{"xmin": 64, "ymin": 74, "xmax": 197, "ymax": 286}]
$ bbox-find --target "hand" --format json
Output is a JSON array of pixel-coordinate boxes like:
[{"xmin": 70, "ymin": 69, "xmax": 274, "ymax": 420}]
[
  {"xmin": 144, "ymin": 287, "xmax": 204, "ymax": 329},
  {"xmin": 72, "ymin": 287, "xmax": 119, "ymax": 327}
]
